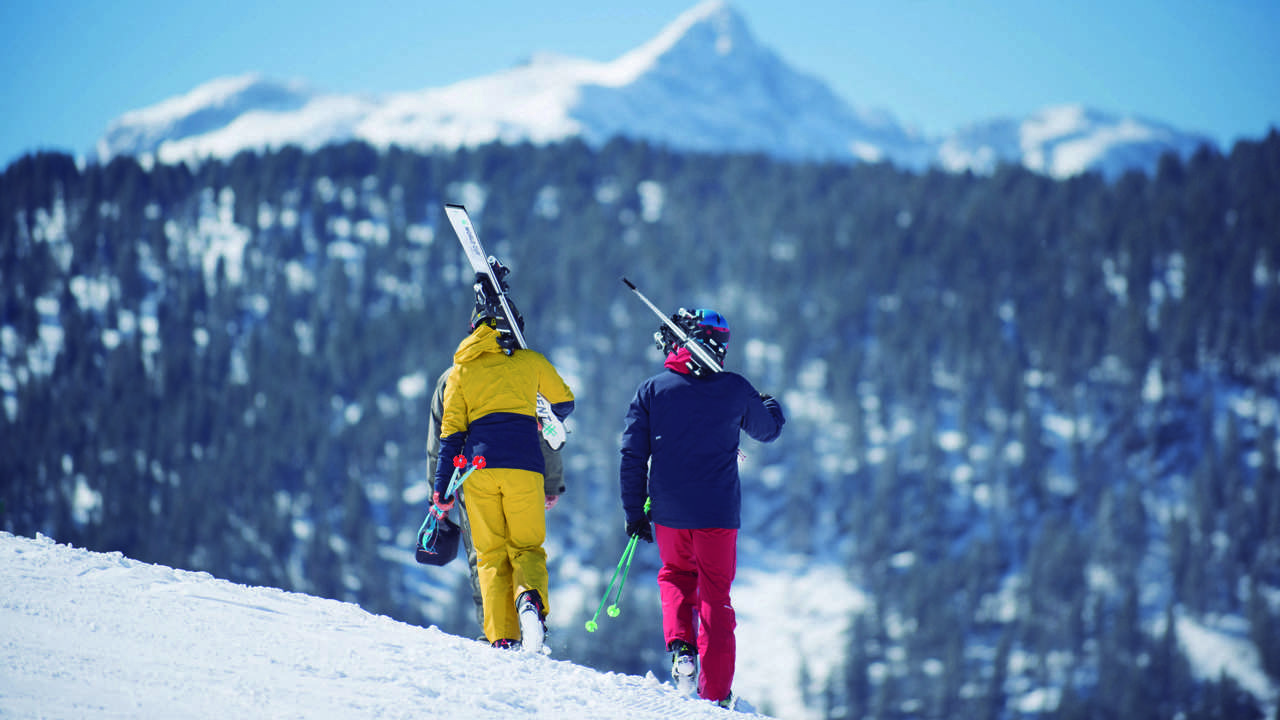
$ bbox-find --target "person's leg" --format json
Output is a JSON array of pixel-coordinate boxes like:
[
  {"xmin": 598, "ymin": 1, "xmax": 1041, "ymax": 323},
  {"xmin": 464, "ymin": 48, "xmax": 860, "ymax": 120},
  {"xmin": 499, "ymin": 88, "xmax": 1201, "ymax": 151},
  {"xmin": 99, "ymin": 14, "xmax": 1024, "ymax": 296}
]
[
  {"xmin": 691, "ymin": 528, "xmax": 738, "ymax": 702},
  {"xmin": 654, "ymin": 524, "xmax": 699, "ymax": 647},
  {"xmin": 500, "ymin": 469, "xmax": 548, "ymax": 629}
]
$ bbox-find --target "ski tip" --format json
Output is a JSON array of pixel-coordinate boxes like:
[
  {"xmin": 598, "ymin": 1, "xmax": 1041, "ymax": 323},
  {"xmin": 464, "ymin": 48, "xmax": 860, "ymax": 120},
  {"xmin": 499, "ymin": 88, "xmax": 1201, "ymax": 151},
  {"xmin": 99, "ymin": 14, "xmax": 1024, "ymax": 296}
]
[
  {"xmin": 445, "ymin": 203, "xmax": 465, "ymax": 211},
  {"xmin": 621, "ymin": 277, "xmax": 636, "ymax": 289}
]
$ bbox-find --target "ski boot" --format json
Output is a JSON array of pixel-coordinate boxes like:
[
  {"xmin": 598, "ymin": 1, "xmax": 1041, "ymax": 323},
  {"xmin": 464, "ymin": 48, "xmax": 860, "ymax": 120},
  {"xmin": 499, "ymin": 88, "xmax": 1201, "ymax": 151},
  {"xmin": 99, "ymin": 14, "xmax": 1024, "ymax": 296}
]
[
  {"xmin": 668, "ymin": 639, "xmax": 697, "ymax": 696},
  {"xmin": 517, "ymin": 590, "xmax": 546, "ymax": 655}
]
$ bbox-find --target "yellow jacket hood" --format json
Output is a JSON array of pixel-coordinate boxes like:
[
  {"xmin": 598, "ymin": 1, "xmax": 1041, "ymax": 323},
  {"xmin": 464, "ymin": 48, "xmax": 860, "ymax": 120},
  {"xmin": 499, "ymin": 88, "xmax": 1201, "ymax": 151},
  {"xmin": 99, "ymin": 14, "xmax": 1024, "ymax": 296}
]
[{"xmin": 453, "ymin": 324, "xmax": 506, "ymax": 364}]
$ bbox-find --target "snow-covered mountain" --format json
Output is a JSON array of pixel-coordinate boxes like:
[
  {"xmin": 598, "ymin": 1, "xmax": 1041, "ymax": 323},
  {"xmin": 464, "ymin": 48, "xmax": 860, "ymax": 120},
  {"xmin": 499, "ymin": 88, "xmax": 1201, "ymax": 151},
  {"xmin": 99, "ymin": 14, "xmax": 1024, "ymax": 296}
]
[
  {"xmin": 94, "ymin": 1, "xmax": 1211, "ymax": 179},
  {"xmin": 94, "ymin": 1, "xmax": 927, "ymax": 170},
  {"xmin": 96, "ymin": 75, "xmax": 318, "ymax": 161},
  {"xmin": 939, "ymin": 104, "xmax": 1214, "ymax": 179}
]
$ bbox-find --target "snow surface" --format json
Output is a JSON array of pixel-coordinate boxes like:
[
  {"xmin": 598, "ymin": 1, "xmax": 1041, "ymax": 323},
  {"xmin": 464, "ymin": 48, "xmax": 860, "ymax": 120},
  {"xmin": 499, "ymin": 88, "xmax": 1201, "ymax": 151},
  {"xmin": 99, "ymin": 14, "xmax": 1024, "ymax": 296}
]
[{"xmin": 0, "ymin": 532, "xmax": 768, "ymax": 719}]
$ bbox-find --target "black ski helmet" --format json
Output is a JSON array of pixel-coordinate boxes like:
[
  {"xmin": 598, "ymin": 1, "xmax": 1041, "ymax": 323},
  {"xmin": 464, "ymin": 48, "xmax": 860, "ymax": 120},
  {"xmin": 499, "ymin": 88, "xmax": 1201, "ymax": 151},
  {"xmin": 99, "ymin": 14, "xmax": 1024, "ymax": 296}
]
[
  {"xmin": 469, "ymin": 263, "xmax": 524, "ymax": 349},
  {"xmin": 471, "ymin": 298, "xmax": 525, "ymax": 352}
]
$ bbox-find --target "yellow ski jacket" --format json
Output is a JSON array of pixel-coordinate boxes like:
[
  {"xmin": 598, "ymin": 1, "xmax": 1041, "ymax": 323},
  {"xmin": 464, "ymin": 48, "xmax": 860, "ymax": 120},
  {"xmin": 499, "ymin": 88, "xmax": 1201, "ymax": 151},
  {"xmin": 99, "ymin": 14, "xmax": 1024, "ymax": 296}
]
[{"xmin": 433, "ymin": 324, "xmax": 574, "ymax": 496}]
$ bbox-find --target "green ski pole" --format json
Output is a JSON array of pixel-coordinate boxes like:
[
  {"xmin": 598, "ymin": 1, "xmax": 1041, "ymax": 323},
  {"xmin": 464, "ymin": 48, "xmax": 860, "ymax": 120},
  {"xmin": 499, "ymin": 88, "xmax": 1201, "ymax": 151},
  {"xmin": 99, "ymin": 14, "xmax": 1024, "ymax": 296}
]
[
  {"xmin": 605, "ymin": 538, "xmax": 639, "ymax": 618},
  {"xmin": 585, "ymin": 498, "xmax": 650, "ymax": 632},
  {"xmin": 585, "ymin": 535, "xmax": 638, "ymax": 632}
]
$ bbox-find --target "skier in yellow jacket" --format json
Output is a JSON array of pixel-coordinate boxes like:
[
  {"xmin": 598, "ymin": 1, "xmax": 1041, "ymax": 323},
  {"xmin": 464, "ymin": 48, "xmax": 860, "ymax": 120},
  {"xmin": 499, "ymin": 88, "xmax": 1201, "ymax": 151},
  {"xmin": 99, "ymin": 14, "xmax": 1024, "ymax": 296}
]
[{"xmin": 431, "ymin": 304, "xmax": 574, "ymax": 652}]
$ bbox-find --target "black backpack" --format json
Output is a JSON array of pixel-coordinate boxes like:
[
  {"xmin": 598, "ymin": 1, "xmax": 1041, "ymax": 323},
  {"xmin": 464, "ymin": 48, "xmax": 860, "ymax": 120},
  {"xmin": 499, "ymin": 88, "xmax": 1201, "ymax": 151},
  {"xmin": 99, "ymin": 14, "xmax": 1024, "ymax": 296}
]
[{"xmin": 415, "ymin": 515, "xmax": 461, "ymax": 566}]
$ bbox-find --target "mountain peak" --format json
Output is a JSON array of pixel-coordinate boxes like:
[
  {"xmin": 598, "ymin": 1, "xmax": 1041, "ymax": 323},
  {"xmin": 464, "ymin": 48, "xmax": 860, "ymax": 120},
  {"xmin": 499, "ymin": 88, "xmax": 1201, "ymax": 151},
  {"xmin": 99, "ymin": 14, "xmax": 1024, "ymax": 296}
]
[
  {"xmin": 92, "ymin": 2, "xmax": 1212, "ymax": 179},
  {"xmin": 636, "ymin": 0, "xmax": 747, "ymax": 56},
  {"xmin": 572, "ymin": 0, "xmax": 923, "ymax": 162},
  {"xmin": 596, "ymin": 0, "xmax": 752, "ymax": 86}
]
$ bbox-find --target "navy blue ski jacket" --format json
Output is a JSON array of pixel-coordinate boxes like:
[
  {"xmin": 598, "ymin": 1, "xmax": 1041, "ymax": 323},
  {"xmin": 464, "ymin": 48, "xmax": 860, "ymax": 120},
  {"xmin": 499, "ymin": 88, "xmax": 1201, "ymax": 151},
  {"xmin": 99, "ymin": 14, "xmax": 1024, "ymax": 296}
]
[{"xmin": 619, "ymin": 368, "xmax": 785, "ymax": 530}]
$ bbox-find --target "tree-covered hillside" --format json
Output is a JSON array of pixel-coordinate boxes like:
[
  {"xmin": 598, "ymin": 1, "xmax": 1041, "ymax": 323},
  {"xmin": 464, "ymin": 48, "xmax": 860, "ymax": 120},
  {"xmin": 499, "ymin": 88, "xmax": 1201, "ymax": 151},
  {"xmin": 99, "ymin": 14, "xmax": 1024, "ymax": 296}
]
[{"xmin": 3, "ymin": 133, "xmax": 1278, "ymax": 718}]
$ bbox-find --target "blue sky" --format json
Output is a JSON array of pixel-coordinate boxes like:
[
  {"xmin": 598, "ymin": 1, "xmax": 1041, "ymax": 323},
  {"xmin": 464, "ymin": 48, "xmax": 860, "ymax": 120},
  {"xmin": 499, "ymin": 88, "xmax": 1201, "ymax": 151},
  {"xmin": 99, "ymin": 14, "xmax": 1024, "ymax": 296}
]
[{"xmin": 3, "ymin": 0, "xmax": 1278, "ymax": 168}]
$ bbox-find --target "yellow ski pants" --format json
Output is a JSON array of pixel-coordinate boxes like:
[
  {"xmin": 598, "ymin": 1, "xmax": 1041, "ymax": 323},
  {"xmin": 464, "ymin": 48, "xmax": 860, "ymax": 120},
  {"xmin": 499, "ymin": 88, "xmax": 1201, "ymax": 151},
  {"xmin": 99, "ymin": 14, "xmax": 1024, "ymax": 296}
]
[{"xmin": 463, "ymin": 467, "xmax": 549, "ymax": 643}]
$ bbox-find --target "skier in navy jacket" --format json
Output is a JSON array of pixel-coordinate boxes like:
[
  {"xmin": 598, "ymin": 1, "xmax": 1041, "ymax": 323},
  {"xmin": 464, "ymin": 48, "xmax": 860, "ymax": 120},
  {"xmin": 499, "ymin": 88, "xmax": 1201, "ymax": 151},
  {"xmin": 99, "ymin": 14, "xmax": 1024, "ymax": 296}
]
[{"xmin": 619, "ymin": 308, "xmax": 785, "ymax": 708}]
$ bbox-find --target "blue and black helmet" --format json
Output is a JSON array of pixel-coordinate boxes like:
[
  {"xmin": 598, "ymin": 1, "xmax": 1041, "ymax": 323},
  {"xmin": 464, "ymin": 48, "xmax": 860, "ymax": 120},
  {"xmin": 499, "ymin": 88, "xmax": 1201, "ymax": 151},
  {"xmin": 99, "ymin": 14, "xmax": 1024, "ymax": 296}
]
[
  {"xmin": 657, "ymin": 307, "xmax": 730, "ymax": 370},
  {"xmin": 690, "ymin": 309, "xmax": 729, "ymax": 348},
  {"xmin": 689, "ymin": 308, "xmax": 729, "ymax": 365}
]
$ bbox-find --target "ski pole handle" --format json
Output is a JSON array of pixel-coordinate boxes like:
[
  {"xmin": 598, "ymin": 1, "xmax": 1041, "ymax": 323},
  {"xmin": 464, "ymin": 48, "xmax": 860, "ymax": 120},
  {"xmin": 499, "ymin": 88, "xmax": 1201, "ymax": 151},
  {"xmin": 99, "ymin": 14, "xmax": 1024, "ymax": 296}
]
[
  {"xmin": 444, "ymin": 455, "xmax": 486, "ymax": 499},
  {"xmin": 436, "ymin": 464, "xmax": 465, "ymax": 505}
]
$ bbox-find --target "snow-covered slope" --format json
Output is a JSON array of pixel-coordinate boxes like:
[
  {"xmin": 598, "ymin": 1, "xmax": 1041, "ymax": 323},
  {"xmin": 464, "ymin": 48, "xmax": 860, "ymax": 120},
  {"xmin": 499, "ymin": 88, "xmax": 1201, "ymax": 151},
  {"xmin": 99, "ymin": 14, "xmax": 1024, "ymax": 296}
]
[
  {"xmin": 6, "ymin": 530, "xmax": 1273, "ymax": 719},
  {"xmin": 0, "ymin": 532, "xmax": 762, "ymax": 719},
  {"xmin": 93, "ymin": 1, "xmax": 1209, "ymax": 178}
]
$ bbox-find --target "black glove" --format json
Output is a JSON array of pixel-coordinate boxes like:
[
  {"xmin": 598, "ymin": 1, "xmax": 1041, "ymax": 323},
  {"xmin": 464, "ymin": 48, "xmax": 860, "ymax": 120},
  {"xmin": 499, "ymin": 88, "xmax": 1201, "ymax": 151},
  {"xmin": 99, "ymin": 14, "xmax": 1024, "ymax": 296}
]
[
  {"xmin": 759, "ymin": 393, "xmax": 773, "ymax": 401},
  {"xmin": 626, "ymin": 518, "xmax": 653, "ymax": 543}
]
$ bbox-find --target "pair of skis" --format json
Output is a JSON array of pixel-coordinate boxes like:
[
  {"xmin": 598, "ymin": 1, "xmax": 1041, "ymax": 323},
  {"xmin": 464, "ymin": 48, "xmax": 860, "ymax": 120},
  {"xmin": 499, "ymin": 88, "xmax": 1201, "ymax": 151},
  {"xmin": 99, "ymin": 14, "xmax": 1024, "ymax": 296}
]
[
  {"xmin": 620, "ymin": 277, "xmax": 723, "ymax": 375},
  {"xmin": 444, "ymin": 204, "xmax": 566, "ymax": 450}
]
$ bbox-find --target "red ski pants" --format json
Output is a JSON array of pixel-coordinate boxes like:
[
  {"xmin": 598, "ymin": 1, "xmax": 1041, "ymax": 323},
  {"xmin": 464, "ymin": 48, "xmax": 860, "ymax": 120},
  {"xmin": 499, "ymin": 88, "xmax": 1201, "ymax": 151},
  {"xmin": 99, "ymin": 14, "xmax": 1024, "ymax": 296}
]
[{"xmin": 654, "ymin": 525, "xmax": 738, "ymax": 702}]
